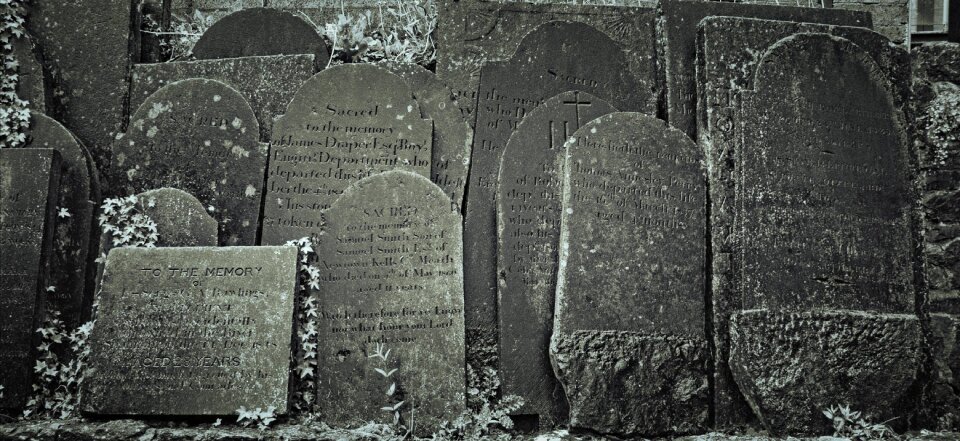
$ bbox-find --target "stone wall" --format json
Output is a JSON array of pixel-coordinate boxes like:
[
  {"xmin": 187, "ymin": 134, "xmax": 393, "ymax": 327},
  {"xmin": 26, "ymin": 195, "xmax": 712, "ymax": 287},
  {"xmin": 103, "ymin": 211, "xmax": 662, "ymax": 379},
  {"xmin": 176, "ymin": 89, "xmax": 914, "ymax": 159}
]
[{"xmin": 836, "ymin": 0, "xmax": 910, "ymax": 45}]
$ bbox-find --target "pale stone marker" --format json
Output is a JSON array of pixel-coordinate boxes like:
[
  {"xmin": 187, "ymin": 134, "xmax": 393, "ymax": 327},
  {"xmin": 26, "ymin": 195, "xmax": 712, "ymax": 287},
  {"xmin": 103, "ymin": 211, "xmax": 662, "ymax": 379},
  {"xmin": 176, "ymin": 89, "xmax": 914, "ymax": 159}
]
[{"xmin": 316, "ymin": 170, "xmax": 465, "ymax": 435}]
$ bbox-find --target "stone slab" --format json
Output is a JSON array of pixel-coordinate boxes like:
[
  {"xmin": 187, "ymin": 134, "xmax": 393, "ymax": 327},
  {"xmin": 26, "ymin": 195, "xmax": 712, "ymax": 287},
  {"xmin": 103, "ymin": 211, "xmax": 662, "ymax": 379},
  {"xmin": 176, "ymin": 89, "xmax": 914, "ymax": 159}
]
[
  {"xmin": 130, "ymin": 55, "xmax": 317, "ymax": 142},
  {"xmin": 12, "ymin": 35, "xmax": 47, "ymax": 112},
  {"xmin": 0, "ymin": 148, "xmax": 61, "ymax": 411},
  {"xmin": 262, "ymin": 64, "xmax": 433, "ymax": 245},
  {"xmin": 82, "ymin": 246, "xmax": 299, "ymax": 415},
  {"xmin": 110, "ymin": 78, "xmax": 265, "ymax": 246},
  {"xmin": 316, "ymin": 170, "xmax": 465, "ymax": 435}
]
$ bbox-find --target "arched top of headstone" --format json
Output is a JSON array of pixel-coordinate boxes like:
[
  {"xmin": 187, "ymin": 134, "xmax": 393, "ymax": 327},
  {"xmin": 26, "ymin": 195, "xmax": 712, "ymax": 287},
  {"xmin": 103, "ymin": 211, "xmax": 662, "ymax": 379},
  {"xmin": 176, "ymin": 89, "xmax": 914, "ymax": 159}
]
[
  {"xmin": 13, "ymin": 34, "xmax": 46, "ymax": 112},
  {"xmin": 329, "ymin": 170, "xmax": 456, "ymax": 217},
  {"xmin": 192, "ymin": 7, "xmax": 330, "ymax": 69},
  {"xmin": 25, "ymin": 112, "xmax": 98, "ymax": 200},
  {"xmin": 136, "ymin": 188, "xmax": 219, "ymax": 247}
]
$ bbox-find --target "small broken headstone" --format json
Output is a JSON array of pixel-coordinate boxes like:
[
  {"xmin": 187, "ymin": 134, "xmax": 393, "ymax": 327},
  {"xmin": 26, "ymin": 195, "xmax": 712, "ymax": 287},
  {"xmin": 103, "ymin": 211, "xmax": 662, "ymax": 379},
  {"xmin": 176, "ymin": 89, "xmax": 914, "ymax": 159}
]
[
  {"xmin": 0, "ymin": 148, "xmax": 61, "ymax": 411},
  {"xmin": 192, "ymin": 7, "xmax": 330, "ymax": 70},
  {"xmin": 262, "ymin": 64, "xmax": 433, "ymax": 245},
  {"xmin": 82, "ymin": 245, "xmax": 299, "ymax": 415},
  {"xmin": 496, "ymin": 91, "xmax": 617, "ymax": 424},
  {"xmin": 110, "ymin": 78, "xmax": 265, "ymax": 246},
  {"xmin": 316, "ymin": 170, "xmax": 465, "ymax": 435},
  {"xmin": 551, "ymin": 113, "xmax": 709, "ymax": 436},
  {"xmin": 12, "ymin": 35, "xmax": 47, "ymax": 112}
]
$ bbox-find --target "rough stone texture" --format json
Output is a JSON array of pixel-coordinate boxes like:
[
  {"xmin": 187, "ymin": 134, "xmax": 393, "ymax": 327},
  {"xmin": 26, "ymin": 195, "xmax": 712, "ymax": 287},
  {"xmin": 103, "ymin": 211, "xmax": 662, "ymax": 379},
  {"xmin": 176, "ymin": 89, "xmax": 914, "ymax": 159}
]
[
  {"xmin": 192, "ymin": 7, "xmax": 330, "ymax": 70},
  {"xmin": 380, "ymin": 62, "xmax": 473, "ymax": 212},
  {"xmin": 110, "ymin": 78, "xmax": 265, "ymax": 246},
  {"xmin": 659, "ymin": 0, "xmax": 872, "ymax": 138},
  {"xmin": 130, "ymin": 55, "xmax": 317, "ymax": 142},
  {"xmin": 26, "ymin": 0, "xmax": 138, "ymax": 178},
  {"xmin": 551, "ymin": 331, "xmax": 709, "ymax": 437},
  {"xmin": 82, "ymin": 246, "xmax": 299, "ymax": 416},
  {"xmin": 928, "ymin": 313, "xmax": 960, "ymax": 428},
  {"xmin": 12, "ymin": 35, "xmax": 47, "ymax": 112},
  {"xmin": 697, "ymin": 19, "xmax": 917, "ymax": 427},
  {"xmin": 435, "ymin": 0, "xmax": 658, "ymax": 123},
  {"xmin": 551, "ymin": 113, "xmax": 709, "ymax": 435},
  {"xmin": 729, "ymin": 310, "xmax": 922, "ymax": 435},
  {"xmin": 19, "ymin": 112, "xmax": 100, "ymax": 329},
  {"xmin": 262, "ymin": 64, "xmax": 432, "ymax": 245},
  {"xmin": 835, "ymin": 0, "xmax": 909, "ymax": 45},
  {"xmin": 496, "ymin": 91, "xmax": 617, "ymax": 424},
  {"xmin": 0, "ymin": 148, "xmax": 60, "ymax": 412},
  {"xmin": 464, "ymin": 19, "xmax": 654, "ymax": 339},
  {"xmin": 316, "ymin": 171, "xmax": 465, "ymax": 435}
]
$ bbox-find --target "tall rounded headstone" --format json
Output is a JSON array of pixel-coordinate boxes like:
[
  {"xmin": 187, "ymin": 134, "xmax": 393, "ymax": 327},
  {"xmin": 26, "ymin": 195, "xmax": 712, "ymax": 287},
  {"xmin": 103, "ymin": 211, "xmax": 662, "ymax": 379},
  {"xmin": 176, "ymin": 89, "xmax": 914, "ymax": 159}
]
[
  {"xmin": 110, "ymin": 79, "xmax": 265, "ymax": 246},
  {"xmin": 316, "ymin": 170, "xmax": 465, "ymax": 435}
]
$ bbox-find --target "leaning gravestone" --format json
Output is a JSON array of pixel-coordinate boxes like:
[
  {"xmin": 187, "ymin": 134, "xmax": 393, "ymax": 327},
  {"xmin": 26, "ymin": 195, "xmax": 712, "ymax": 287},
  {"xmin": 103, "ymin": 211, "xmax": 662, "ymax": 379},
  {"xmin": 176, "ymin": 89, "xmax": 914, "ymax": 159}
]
[
  {"xmin": 0, "ymin": 148, "xmax": 61, "ymax": 411},
  {"xmin": 496, "ymin": 91, "xmax": 617, "ymax": 424},
  {"xmin": 110, "ymin": 78, "xmax": 265, "ymax": 246},
  {"xmin": 550, "ymin": 113, "xmax": 709, "ymax": 436},
  {"xmin": 20, "ymin": 112, "xmax": 100, "ymax": 329},
  {"xmin": 192, "ymin": 7, "xmax": 330, "ymax": 70},
  {"xmin": 82, "ymin": 246, "xmax": 299, "ymax": 415},
  {"xmin": 316, "ymin": 170, "xmax": 465, "ymax": 435},
  {"xmin": 12, "ymin": 35, "xmax": 47, "ymax": 112},
  {"xmin": 659, "ymin": 0, "xmax": 872, "ymax": 138},
  {"xmin": 262, "ymin": 64, "xmax": 433, "ymax": 245},
  {"xmin": 131, "ymin": 54, "xmax": 316, "ymax": 142},
  {"xmin": 381, "ymin": 62, "xmax": 473, "ymax": 212},
  {"xmin": 464, "ymin": 20, "xmax": 651, "ymax": 339},
  {"xmin": 697, "ymin": 18, "xmax": 915, "ymax": 427}
]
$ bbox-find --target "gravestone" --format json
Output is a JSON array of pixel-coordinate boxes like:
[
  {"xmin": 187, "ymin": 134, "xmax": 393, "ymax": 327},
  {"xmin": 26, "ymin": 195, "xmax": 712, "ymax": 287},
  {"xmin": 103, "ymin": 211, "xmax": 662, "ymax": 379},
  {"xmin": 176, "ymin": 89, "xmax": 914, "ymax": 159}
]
[
  {"xmin": 435, "ymin": 0, "xmax": 658, "ymax": 122},
  {"xmin": 697, "ymin": 18, "xmax": 916, "ymax": 426},
  {"xmin": 110, "ymin": 78, "xmax": 265, "ymax": 246},
  {"xmin": 12, "ymin": 35, "xmax": 47, "ymax": 112},
  {"xmin": 659, "ymin": 0, "xmax": 872, "ymax": 138},
  {"xmin": 131, "ymin": 54, "xmax": 317, "ymax": 142},
  {"xmin": 464, "ymin": 20, "xmax": 651, "ymax": 337},
  {"xmin": 20, "ymin": 112, "xmax": 100, "ymax": 329},
  {"xmin": 27, "ymin": 0, "xmax": 137, "ymax": 178},
  {"xmin": 382, "ymin": 62, "xmax": 472, "ymax": 212},
  {"xmin": 0, "ymin": 148, "xmax": 61, "ymax": 411},
  {"xmin": 496, "ymin": 91, "xmax": 617, "ymax": 424},
  {"xmin": 262, "ymin": 64, "xmax": 433, "ymax": 245},
  {"xmin": 316, "ymin": 170, "xmax": 465, "ymax": 435},
  {"xmin": 82, "ymin": 246, "xmax": 299, "ymax": 415},
  {"xmin": 550, "ymin": 113, "xmax": 709, "ymax": 436},
  {"xmin": 192, "ymin": 7, "xmax": 330, "ymax": 70}
]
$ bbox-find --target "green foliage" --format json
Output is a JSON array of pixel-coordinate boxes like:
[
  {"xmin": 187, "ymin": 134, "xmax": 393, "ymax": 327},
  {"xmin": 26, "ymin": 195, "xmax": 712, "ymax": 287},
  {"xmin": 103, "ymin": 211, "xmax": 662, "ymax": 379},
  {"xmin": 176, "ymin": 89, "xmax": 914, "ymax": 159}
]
[
  {"xmin": 1, "ymin": 0, "xmax": 31, "ymax": 147},
  {"xmin": 285, "ymin": 237, "xmax": 321, "ymax": 411},
  {"xmin": 236, "ymin": 405, "xmax": 278, "ymax": 431},
  {"xmin": 432, "ymin": 393, "xmax": 522, "ymax": 441},
  {"xmin": 321, "ymin": 0, "xmax": 436, "ymax": 67},
  {"xmin": 141, "ymin": 8, "xmax": 216, "ymax": 61},
  {"xmin": 919, "ymin": 85, "xmax": 960, "ymax": 167},
  {"xmin": 97, "ymin": 195, "xmax": 159, "ymax": 258},
  {"xmin": 823, "ymin": 404, "xmax": 900, "ymax": 440},
  {"xmin": 369, "ymin": 342, "xmax": 406, "ymax": 427},
  {"xmin": 21, "ymin": 309, "xmax": 94, "ymax": 420}
]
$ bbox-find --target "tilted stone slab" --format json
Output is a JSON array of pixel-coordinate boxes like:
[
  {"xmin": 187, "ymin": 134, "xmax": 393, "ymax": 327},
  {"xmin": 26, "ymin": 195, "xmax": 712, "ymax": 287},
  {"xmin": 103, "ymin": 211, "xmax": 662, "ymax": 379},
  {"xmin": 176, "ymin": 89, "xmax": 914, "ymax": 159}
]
[{"xmin": 12, "ymin": 35, "xmax": 47, "ymax": 112}]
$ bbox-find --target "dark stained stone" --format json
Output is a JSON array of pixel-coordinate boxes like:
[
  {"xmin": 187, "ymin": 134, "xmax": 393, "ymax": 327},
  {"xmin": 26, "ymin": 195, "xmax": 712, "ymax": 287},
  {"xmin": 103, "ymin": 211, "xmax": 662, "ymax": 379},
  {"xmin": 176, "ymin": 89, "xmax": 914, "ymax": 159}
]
[
  {"xmin": 12, "ymin": 35, "xmax": 47, "ymax": 112},
  {"xmin": 729, "ymin": 310, "xmax": 921, "ymax": 435},
  {"xmin": 496, "ymin": 91, "xmax": 617, "ymax": 424},
  {"xmin": 464, "ymin": 19, "xmax": 654, "ymax": 336},
  {"xmin": 27, "ymin": 0, "xmax": 137, "ymax": 178},
  {"xmin": 316, "ymin": 170, "xmax": 465, "ymax": 435},
  {"xmin": 697, "ymin": 20, "xmax": 916, "ymax": 426},
  {"xmin": 110, "ymin": 79, "xmax": 265, "ymax": 246},
  {"xmin": 19, "ymin": 112, "xmax": 100, "ymax": 329},
  {"xmin": 550, "ymin": 113, "xmax": 709, "ymax": 435},
  {"xmin": 82, "ymin": 245, "xmax": 299, "ymax": 415},
  {"xmin": 659, "ymin": 0, "xmax": 872, "ymax": 138},
  {"xmin": 0, "ymin": 148, "xmax": 61, "ymax": 411},
  {"xmin": 130, "ymin": 55, "xmax": 317, "ymax": 142},
  {"xmin": 381, "ymin": 62, "xmax": 473, "ymax": 212},
  {"xmin": 192, "ymin": 7, "xmax": 330, "ymax": 70},
  {"xmin": 262, "ymin": 64, "xmax": 433, "ymax": 245},
  {"xmin": 435, "ymin": 0, "xmax": 658, "ymax": 122}
]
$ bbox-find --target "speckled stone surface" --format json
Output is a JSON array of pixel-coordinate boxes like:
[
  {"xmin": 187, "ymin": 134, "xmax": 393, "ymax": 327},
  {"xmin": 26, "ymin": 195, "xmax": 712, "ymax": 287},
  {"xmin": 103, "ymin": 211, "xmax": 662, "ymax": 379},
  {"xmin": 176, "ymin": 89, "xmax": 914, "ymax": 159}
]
[{"xmin": 12, "ymin": 35, "xmax": 47, "ymax": 112}]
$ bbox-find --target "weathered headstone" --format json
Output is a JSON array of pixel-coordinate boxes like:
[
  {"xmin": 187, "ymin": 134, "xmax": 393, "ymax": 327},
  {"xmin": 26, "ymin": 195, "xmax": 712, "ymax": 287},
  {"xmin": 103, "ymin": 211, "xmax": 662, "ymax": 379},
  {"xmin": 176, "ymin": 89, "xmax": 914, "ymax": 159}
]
[
  {"xmin": 659, "ymin": 0, "xmax": 872, "ymax": 138},
  {"xmin": 697, "ymin": 19, "xmax": 916, "ymax": 426},
  {"xmin": 20, "ymin": 112, "xmax": 100, "ymax": 329},
  {"xmin": 316, "ymin": 170, "xmax": 465, "ymax": 435},
  {"xmin": 130, "ymin": 54, "xmax": 317, "ymax": 142},
  {"xmin": 381, "ymin": 62, "xmax": 472, "ymax": 212},
  {"xmin": 27, "ymin": 0, "xmax": 137, "ymax": 178},
  {"xmin": 12, "ymin": 35, "xmax": 47, "ymax": 112},
  {"xmin": 262, "ymin": 64, "xmax": 433, "ymax": 245},
  {"xmin": 82, "ymin": 246, "xmax": 299, "ymax": 415},
  {"xmin": 435, "ymin": 0, "xmax": 658, "ymax": 122},
  {"xmin": 0, "ymin": 148, "xmax": 61, "ymax": 411},
  {"xmin": 464, "ymin": 19, "xmax": 651, "ymax": 337},
  {"xmin": 496, "ymin": 91, "xmax": 617, "ymax": 424},
  {"xmin": 192, "ymin": 7, "xmax": 330, "ymax": 70},
  {"xmin": 550, "ymin": 113, "xmax": 709, "ymax": 436},
  {"xmin": 110, "ymin": 78, "xmax": 265, "ymax": 246}
]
